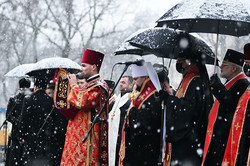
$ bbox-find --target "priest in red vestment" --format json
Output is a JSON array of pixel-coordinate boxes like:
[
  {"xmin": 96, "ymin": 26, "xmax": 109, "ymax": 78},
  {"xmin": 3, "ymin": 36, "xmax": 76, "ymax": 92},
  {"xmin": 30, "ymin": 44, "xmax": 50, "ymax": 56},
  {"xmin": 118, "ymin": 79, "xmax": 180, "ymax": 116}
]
[
  {"xmin": 222, "ymin": 43, "xmax": 250, "ymax": 166},
  {"xmin": 59, "ymin": 49, "xmax": 109, "ymax": 166},
  {"xmin": 202, "ymin": 49, "xmax": 249, "ymax": 166}
]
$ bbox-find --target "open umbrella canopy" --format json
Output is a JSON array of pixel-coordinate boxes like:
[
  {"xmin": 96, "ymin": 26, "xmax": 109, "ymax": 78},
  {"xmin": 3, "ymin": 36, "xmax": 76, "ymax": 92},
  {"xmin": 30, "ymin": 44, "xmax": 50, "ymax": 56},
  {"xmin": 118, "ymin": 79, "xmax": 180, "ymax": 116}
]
[
  {"xmin": 114, "ymin": 41, "xmax": 149, "ymax": 56},
  {"xmin": 26, "ymin": 57, "xmax": 81, "ymax": 80},
  {"xmin": 115, "ymin": 29, "xmax": 154, "ymax": 56},
  {"xmin": 156, "ymin": 0, "xmax": 250, "ymax": 37},
  {"xmin": 5, "ymin": 63, "xmax": 35, "ymax": 78},
  {"xmin": 127, "ymin": 27, "xmax": 216, "ymax": 65}
]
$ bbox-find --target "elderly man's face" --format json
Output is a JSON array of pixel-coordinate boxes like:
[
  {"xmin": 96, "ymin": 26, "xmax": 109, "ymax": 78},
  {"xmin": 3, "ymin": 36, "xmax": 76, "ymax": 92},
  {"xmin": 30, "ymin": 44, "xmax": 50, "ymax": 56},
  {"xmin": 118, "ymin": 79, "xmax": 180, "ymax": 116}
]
[{"xmin": 219, "ymin": 60, "xmax": 235, "ymax": 79}]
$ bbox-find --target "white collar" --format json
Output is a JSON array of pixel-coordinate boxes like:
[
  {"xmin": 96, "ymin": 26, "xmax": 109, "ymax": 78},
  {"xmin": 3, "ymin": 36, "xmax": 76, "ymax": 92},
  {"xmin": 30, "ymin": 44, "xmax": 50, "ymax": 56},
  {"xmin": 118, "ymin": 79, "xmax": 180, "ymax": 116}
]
[{"xmin": 225, "ymin": 72, "xmax": 244, "ymax": 86}]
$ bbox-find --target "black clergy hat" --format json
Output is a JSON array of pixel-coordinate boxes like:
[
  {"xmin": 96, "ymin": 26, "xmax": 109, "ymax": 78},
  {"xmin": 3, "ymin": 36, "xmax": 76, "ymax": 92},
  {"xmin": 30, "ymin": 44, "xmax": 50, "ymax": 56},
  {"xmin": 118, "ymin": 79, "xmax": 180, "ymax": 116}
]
[{"xmin": 223, "ymin": 49, "xmax": 244, "ymax": 66}]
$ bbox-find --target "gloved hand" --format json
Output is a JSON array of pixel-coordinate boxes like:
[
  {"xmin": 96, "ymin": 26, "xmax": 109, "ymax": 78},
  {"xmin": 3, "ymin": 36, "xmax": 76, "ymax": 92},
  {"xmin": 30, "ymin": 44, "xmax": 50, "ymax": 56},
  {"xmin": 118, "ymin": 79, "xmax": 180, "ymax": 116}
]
[{"xmin": 209, "ymin": 74, "xmax": 221, "ymax": 88}]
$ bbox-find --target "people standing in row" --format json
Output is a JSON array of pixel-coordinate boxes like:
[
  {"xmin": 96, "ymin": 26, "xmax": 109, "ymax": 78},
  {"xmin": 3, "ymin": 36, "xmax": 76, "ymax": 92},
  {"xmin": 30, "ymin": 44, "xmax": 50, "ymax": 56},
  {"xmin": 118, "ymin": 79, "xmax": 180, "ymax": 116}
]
[
  {"xmin": 60, "ymin": 49, "xmax": 109, "ymax": 166},
  {"xmin": 202, "ymin": 49, "xmax": 249, "ymax": 165},
  {"xmin": 162, "ymin": 49, "xmax": 213, "ymax": 166},
  {"xmin": 5, "ymin": 78, "xmax": 31, "ymax": 166},
  {"xmin": 19, "ymin": 78, "xmax": 55, "ymax": 165},
  {"xmin": 119, "ymin": 62, "xmax": 162, "ymax": 166},
  {"xmin": 108, "ymin": 75, "xmax": 133, "ymax": 166}
]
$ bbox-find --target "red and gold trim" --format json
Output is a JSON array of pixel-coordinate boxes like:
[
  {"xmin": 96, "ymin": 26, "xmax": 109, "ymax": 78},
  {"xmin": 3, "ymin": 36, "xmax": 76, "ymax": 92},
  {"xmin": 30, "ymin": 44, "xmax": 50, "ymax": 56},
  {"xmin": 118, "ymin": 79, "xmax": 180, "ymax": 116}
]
[
  {"xmin": 133, "ymin": 78, "xmax": 157, "ymax": 109},
  {"xmin": 118, "ymin": 78, "xmax": 156, "ymax": 166},
  {"xmin": 53, "ymin": 68, "xmax": 79, "ymax": 120},
  {"xmin": 202, "ymin": 73, "xmax": 247, "ymax": 165},
  {"xmin": 222, "ymin": 86, "xmax": 250, "ymax": 166}
]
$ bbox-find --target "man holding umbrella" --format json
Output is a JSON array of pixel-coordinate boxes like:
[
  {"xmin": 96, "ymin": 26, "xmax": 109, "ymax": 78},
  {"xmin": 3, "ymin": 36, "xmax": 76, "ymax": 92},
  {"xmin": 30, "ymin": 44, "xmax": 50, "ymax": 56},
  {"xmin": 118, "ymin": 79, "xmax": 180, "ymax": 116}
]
[
  {"xmin": 202, "ymin": 49, "xmax": 249, "ymax": 165},
  {"xmin": 162, "ymin": 49, "xmax": 213, "ymax": 166},
  {"xmin": 60, "ymin": 49, "xmax": 109, "ymax": 166}
]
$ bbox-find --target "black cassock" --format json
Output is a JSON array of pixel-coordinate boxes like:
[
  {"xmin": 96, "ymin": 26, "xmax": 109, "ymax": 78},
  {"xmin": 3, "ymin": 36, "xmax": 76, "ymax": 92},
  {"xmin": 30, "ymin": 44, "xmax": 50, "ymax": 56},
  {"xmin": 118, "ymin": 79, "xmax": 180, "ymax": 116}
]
[
  {"xmin": 204, "ymin": 78, "xmax": 249, "ymax": 165},
  {"xmin": 125, "ymin": 93, "xmax": 162, "ymax": 166},
  {"xmin": 164, "ymin": 77, "xmax": 211, "ymax": 166}
]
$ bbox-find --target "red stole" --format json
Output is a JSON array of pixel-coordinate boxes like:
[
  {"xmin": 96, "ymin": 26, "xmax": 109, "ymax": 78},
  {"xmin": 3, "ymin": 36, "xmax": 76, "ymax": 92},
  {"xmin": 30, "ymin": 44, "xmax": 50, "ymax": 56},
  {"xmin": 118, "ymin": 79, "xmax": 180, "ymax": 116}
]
[
  {"xmin": 133, "ymin": 78, "xmax": 157, "ymax": 109},
  {"xmin": 53, "ymin": 68, "xmax": 79, "ymax": 120},
  {"xmin": 118, "ymin": 78, "xmax": 156, "ymax": 166},
  {"xmin": 202, "ymin": 73, "xmax": 247, "ymax": 165},
  {"xmin": 222, "ymin": 85, "xmax": 250, "ymax": 166},
  {"xmin": 164, "ymin": 66, "xmax": 200, "ymax": 166}
]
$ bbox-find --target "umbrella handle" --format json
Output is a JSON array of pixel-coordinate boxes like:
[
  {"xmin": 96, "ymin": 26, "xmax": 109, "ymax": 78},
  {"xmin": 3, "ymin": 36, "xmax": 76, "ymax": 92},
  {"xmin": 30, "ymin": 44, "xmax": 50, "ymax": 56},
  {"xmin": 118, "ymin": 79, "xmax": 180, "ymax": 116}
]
[{"xmin": 213, "ymin": 33, "xmax": 219, "ymax": 74}]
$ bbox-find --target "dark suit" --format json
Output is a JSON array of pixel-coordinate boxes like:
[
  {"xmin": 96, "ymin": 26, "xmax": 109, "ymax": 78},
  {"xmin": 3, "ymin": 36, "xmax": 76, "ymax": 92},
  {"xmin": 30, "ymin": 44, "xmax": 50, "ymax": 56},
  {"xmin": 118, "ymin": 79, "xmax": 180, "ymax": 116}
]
[{"xmin": 204, "ymin": 77, "xmax": 249, "ymax": 165}]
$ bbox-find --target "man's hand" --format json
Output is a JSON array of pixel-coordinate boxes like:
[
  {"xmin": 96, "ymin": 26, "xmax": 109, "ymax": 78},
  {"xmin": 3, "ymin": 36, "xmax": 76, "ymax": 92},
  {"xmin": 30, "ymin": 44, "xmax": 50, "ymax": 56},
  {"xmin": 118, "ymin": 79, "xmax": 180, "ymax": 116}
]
[
  {"xmin": 209, "ymin": 74, "xmax": 221, "ymax": 87},
  {"xmin": 67, "ymin": 74, "xmax": 77, "ymax": 85}
]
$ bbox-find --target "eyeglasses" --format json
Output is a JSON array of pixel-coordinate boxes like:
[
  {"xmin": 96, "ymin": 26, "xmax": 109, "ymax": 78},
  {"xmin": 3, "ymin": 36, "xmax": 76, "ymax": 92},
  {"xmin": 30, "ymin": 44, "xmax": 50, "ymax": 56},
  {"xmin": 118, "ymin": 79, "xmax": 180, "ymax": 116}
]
[{"xmin": 220, "ymin": 63, "xmax": 233, "ymax": 67}]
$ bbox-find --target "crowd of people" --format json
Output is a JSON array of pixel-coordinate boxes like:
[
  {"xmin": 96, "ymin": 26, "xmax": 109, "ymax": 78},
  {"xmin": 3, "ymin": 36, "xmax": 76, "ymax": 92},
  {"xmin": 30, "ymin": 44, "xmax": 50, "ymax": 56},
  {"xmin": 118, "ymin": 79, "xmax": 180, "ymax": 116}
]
[{"xmin": 4, "ymin": 43, "xmax": 250, "ymax": 166}]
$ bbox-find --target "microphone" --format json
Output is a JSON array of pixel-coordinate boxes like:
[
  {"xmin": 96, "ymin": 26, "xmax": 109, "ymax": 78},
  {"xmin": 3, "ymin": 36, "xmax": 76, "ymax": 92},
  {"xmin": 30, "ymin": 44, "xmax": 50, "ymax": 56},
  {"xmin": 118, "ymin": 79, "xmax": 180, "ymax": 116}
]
[
  {"xmin": 116, "ymin": 59, "xmax": 145, "ymax": 66},
  {"xmin": 62, "ymin": 72, "xmax": 84, "ymax": 81}
]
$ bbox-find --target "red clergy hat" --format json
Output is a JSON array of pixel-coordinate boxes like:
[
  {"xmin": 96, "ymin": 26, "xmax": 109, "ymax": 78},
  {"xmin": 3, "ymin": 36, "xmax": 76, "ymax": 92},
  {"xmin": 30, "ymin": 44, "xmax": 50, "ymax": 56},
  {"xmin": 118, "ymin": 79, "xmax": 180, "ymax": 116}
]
[
  {"xmin": 244, "ymin": 43, "xmax": 250, "ymax": 60},
  {"xmin": 81, "ymin": 49, "xmax": 104, "ymax": 70}
]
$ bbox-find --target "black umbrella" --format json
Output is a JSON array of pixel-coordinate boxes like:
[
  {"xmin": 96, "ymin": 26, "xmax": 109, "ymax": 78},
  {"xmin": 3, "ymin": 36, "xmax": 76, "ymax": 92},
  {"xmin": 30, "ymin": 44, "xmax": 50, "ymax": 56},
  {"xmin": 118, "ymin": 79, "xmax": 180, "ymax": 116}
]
[
  {"xmin": 156, "ymin": 0, "xmax": 250, "ymax": 37},
  {"xmin": 114, "ymin": 42, "xmax": 149, "ymax": 56},
  {"xmin": 114, "ymin": 30, "xmax": 154, "ymax": 56},
  {"xmin": 127, "ymin": 27, "xmax": 216, "ymax": 65},
  {"xmin": 26, "ymin": 57, "xmax": 81, "ymax": 80},
  {"xmin": 155, "ymin": 0, "xmax": 250, "ymax": 71}
]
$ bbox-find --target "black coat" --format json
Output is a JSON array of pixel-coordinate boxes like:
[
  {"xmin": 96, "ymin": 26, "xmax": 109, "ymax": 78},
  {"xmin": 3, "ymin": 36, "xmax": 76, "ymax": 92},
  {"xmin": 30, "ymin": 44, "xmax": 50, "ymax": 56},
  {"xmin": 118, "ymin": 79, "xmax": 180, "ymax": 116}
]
[
  {"xmin": 6, "ymin": 93, "xmax": 25, "ymax": 166},
  {"xmin": 164, "ymin": 77, "xmax": 211, "ymax": 166},
  {"xmin": 19, "ymin": 89, "xmax": 54, "ymax": 165},
  {"xmin": 49, "ymin": 107, "xmax": 68, "ymax": 166},
  {"xmin": 204, "ymin": 78, "xmax": 249, "ymax": 165},
  {"xmin": 124, "ymin": 93, "xmax": 162, "ymax": 166}
]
